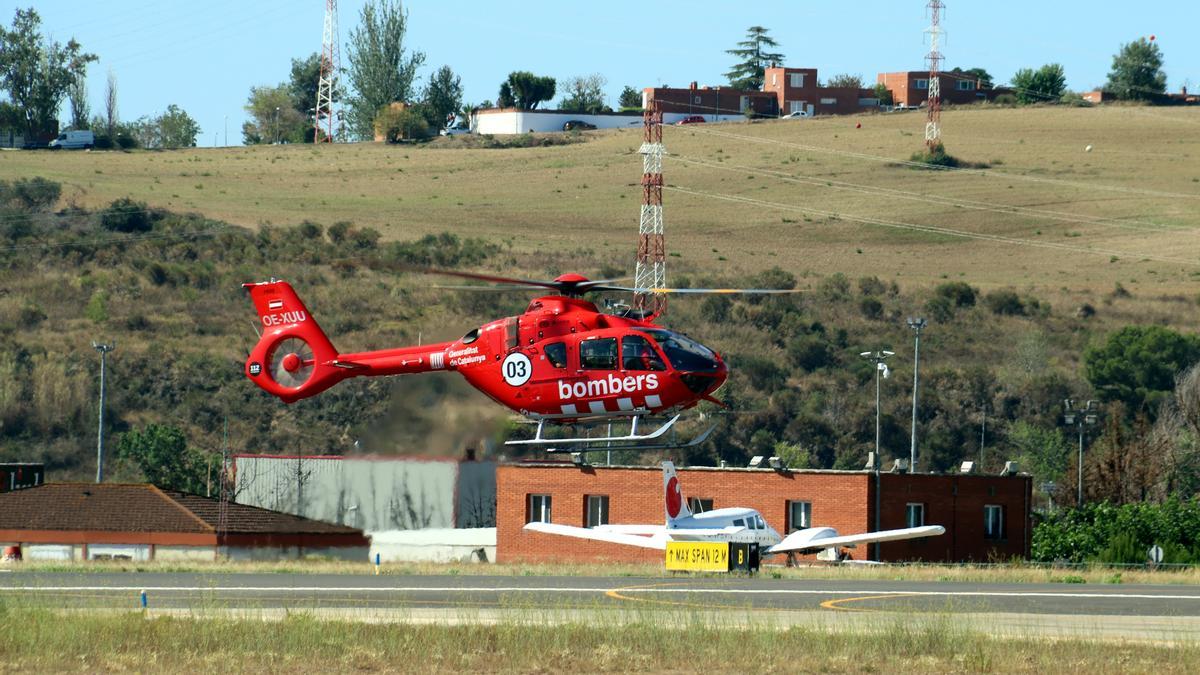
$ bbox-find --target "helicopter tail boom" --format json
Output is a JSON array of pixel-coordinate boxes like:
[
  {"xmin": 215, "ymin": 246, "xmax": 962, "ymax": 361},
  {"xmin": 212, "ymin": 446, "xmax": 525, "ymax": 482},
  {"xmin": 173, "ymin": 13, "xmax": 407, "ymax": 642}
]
[{"xmin": 244, "ymin": 280, "xmax": 456, "ymax": 403}]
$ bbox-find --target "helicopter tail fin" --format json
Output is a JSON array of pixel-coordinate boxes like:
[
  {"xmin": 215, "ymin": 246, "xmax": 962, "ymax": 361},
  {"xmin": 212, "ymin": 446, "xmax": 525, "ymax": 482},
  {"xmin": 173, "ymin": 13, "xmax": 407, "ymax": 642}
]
[{"xmin": 243, "ymin": 280, "xmax": 347, "ymax": 403}]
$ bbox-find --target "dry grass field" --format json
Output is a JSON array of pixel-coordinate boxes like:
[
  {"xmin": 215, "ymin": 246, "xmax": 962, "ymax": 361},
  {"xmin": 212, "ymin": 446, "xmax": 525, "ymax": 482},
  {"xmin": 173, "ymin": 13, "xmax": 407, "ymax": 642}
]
[{"xmin": 5, "ymin": 104, "xmax": 1199, "ymax": 303}]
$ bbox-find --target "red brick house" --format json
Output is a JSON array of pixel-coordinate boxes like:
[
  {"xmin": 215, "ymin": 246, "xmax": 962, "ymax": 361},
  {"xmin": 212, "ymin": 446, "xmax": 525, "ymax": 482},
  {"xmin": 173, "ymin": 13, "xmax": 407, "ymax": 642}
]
[
  {"xmin": 877, "ymin": 71, "xmax": 1011, "ymax": 108},
  {"xmin": 498, "ymin": 463, "xmax": 1031, "ymax": 564},
  {"xmin": 0, "ymin": 483, "xmax": 369, "ymax": 561}
]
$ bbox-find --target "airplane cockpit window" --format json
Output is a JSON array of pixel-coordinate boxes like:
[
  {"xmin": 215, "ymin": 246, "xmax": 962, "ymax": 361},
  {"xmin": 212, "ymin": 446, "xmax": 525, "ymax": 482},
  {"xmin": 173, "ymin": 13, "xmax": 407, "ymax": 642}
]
[
  {"xmin": 755, "ymin": 515, "xmax": 766, "ymax": 530},
  {"xmin": 621, "ymin": 334, "xmax": 666, "ymax": 371},
  {"xmin": 733, "ymin": 518, "xmax": 745, "ymax": 528},
  {"xmin": 580, "ymin": 337, "xmax": 618, "ymax": 370},
  {"xmin": 544, "ymin": 342, "xmax": 567, "ymax": 368},
  {"xmin": 639, "ymin": 329, "xmax": 720, "ymax": 372}
]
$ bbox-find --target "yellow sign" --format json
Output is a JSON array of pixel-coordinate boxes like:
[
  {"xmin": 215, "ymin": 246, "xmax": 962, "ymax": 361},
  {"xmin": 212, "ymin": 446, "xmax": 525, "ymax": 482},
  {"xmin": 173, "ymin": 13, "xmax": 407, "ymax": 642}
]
[{"xmin": 664, "ymin": 541, "xmax": 730, "ymax": 572}]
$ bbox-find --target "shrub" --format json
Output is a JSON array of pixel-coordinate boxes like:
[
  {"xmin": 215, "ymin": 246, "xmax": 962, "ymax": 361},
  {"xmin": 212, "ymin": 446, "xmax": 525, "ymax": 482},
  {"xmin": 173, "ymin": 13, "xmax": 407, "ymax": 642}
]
[
  {"xmin": 934, "ymin": 281, "xmax": 976, "ymax": 307},
  {"xmin": 787, "ymin": 334, "xmax": 834, "ymax": 372},
  {"xmin": 327, "ymin": 221, "xmax": 350, "ymax": 244},
  {"xmin": 86, "ymin": 290, "xmax": 108, "ymax": 323},
  {"xmin": 858, "ymin": 276, "xmax": 887, "ymax": 296},
  {"xmin": 993, "ymin": 93, "xmax": 1018, "ymax": 105},
  {"xmin": 817, "ymin": 272, "xmax": 850, "ymax": 301},
  {"xmin": 983, "ymin": 289, "xmax": 1025, "ymax": 315},
  {"xmin": 115, "ymin": 134, "xmax": 137, "ymax": 149},
  {"xmin": 1, "ymin": 177, "xmax": 61, "ymax": 211},
  {"xmin": 925, "ymin": 295, "xmax": 954, "ymax": 323},
  {"xmin": 374, "ymin": 106, "xmax": 432, "ymax": 142},
  {"xmin": 699, "ymin": 295, "xmax": 732, "ymax": 323},
  {"xmin": 2, "ymin": 208, "xmax": 32, "ymax": 240},
  {"xmin": 859, "ymin": 296, "xmax": 884, "ymax": 320},
  {"xmin": 910, "ymin": 142, "xmax": 960, "ymax": 168},
  {"xmin": 100, "ymin": 197, "xmax": 152, "ymax": 232}
]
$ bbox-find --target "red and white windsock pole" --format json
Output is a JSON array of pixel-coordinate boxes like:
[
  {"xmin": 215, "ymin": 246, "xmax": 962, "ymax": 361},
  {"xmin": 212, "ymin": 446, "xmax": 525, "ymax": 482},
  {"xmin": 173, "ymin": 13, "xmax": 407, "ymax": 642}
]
[{"xmin": 925, "ymin": 0, "xmax": 944, "ymax": 149}]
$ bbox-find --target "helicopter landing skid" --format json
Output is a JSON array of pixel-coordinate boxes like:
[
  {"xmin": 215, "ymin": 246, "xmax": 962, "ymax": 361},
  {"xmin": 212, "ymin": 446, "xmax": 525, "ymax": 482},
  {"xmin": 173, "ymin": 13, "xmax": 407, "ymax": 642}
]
[{"xmin": 505, "ymin": 415, "xmax": 716, "ymax": 454}]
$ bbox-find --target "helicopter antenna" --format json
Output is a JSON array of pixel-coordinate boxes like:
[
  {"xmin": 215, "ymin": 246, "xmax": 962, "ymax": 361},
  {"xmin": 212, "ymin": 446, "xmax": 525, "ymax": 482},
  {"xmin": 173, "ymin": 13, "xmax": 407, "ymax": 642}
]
[{"xmin": 634, "ymin": 100, "xmax": 667, "ymax": 317}]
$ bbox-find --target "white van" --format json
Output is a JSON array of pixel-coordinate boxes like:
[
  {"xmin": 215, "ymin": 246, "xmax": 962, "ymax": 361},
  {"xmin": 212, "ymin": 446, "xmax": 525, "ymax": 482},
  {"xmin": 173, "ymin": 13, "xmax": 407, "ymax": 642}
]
[{"xmin": 49, "ymin": 130, "xmax": 94, "ymax": 149}]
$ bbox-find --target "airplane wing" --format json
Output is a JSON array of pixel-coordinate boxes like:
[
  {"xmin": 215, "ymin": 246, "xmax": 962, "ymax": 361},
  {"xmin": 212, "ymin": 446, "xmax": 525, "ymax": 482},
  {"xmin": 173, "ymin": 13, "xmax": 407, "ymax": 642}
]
[
  {"xmin": 666, "ymin": 527, "xmax": 746, "ymax": 540},
  {"xmin": 767, "ymin": 525, "xmax": 945, "ymax": 555},
  {"xmin": 523, "ymin": 522, "xmax": 666, "ymax": 550},
  {"xmin": 596, "ymin": 524, "xmax": 664, "ymax": 536}
]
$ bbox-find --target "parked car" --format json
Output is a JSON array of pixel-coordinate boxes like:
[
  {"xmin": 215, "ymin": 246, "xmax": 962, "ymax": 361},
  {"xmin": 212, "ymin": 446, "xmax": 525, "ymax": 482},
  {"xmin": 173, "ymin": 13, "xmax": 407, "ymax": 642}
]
[
  {"xmin": 781, "ymin": 110, "xmax": 808, "ymax": 119},
  {"xmin": 439, "ymin": 125, "xmax": 471, "ymax": 136},
  {"xmin": 562, "ymin": 120, "xmax": 597, "ymax": 131},
  {"xmin": 676, "ymin": 115, "xmax": 706, "ymax": 125},
  {"xmin": 48, "ymin": 129, "xmax": 94, "ymax": 149}
]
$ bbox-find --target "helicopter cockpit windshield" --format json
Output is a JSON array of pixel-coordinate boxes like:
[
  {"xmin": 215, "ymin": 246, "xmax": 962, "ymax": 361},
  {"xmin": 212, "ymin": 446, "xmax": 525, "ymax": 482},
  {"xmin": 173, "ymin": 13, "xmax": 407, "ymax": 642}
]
[{"xmin": 638, "ymin": 329, "xmax": 721, "ymax": 373}]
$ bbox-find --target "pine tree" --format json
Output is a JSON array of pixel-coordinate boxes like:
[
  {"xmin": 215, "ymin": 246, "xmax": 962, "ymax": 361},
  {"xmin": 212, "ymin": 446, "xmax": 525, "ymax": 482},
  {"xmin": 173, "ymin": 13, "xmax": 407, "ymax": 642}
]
[{"xmin": 724, "ymin": 26, "xmax": 784, "ymax": 91}]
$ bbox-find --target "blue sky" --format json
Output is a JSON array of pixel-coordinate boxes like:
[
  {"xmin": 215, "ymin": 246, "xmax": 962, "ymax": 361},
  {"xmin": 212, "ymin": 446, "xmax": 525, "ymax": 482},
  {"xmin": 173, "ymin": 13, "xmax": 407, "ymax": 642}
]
[{"xmin": 16, "ymin": 1, "xmax": 1198, "ymax": 145}]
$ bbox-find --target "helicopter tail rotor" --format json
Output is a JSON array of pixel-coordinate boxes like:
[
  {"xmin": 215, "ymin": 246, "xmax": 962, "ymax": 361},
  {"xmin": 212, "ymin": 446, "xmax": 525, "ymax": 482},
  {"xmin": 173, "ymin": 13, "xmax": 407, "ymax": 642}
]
[{"xmin": 243, "ymin": 280, "xmax": 346, "ymax": 403}]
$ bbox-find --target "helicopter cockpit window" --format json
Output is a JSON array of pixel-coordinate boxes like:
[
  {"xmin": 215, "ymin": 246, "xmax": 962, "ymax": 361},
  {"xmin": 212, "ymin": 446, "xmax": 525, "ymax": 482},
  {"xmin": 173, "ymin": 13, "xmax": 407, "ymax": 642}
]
[
  {"xmin": 544, "ymin": 342, "xmax": 567, "ymax": 368},
  {"xmin": 461, "ymin": 328, "xmax": 480, "ymax": 345},
  {"xmin": 639, "ymin": 329, "xmax": 720, "ymax": 372},
  {"xmin": 579, "ymin": 337, "xmax": 618, "ymax": 370},
  {"xmin": 621, "ymin": 335, "xmax": 666, "ymax": 372}
]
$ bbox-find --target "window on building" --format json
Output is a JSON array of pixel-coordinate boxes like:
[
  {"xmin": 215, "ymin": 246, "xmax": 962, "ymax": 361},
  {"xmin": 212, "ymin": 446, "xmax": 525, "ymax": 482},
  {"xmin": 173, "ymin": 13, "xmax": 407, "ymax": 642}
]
[
  {"xmin": 528, "ymin": 494, "xmax": 551, "ymax": 523},
  {"xmin": 543, "ymin": 342, "xmax": 567, "ymax": 368},
  {"xmin": 906, "ymin": 503, "xmax": 925, "ymax": 528},
  {"xmin": 622, "ymin": 334, "xmax": 665, "ymax": 371},
  {"xmin": 688, "ymin": 497, "xmax": 713, "ymax": 513},
  {"xmin": 585, "ymin": 495, "xmax": 609, "ymax": 528},
  {"xmin": 915, "ymin": 79, "xmax": 929, "ymax": 90},
  {"xmin": 820, "ymin": 97, "xmax": 837, "ymax": 105},
  {"xmin": 787, "ymin": 500, "xmax": 812, "ymax": 531},
  {"xmin": 957, "ymin": 79, "xmax": 974, "ymax": 91},
  {"xmin": 694, "ymin": 95, "xmax": 701, "ymax": 104},
  {"xmin": 579, "ymin": 337, "xmax": 617, "ymax": 370},
  {"xmin": 984, "ymin": 504, "xmax": 1005, "ymax": 540},
  {"xmin": 789, "ymin": 73, "xmax": 805, "ymax": 88}
]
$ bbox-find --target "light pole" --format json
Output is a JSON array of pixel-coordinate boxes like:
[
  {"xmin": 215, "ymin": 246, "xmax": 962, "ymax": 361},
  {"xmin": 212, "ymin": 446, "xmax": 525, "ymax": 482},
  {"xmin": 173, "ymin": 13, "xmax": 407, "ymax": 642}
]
[
  {"xmin": 1063, "ymin": 399, "xmax": 1099, "ymax": 506},
  {"xmin": 92, "ymin": 341, "xmax": 115, "ymax": 483},
  {"xmin": 274, "ymin": 106, "xmax": 280, "ymax": 144},
  {"xmin": 860, "ymin": 350, "xmax": 895, "ymax": 459},
  {"xmin": 906, "ymin": 317, "xmax": 927, "ymax": 472}
]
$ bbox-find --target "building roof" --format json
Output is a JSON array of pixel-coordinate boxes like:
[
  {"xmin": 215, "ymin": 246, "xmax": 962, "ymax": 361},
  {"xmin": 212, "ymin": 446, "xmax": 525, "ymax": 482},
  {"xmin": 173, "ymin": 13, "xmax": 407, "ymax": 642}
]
[{"xmin": 0, "ymin": 483, "xmax": 362, "ymax": 536}]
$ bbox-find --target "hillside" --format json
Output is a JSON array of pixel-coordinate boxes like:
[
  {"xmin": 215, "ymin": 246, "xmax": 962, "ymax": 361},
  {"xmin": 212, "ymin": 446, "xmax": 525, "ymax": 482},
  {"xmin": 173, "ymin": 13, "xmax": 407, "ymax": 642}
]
[{"xmin": 2, "ymin": 104, "xmax": 1199, "ymax": 502}]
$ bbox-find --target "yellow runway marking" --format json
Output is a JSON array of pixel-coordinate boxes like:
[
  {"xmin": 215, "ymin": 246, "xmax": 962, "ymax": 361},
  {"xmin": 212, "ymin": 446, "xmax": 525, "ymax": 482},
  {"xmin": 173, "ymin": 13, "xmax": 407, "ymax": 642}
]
[
  {"xmin": 605, "ymin": 582, "xmax": 715, "ymax": 609},
  {"xmin": 820, "ymin": 593, "xmax": 920, "ymax": 612}
]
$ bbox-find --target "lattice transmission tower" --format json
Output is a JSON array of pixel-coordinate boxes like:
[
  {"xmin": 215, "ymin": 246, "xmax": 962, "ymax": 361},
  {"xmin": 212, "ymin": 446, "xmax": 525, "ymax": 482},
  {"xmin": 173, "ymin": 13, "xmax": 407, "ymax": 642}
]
[
  {"xmin": 314, "ymin": 0, "xmax": 341, "ymax": 143},
  {"xmin": 924, "ymin": 0, "xmax": 945, "ymax": 149},
  {"xmin": 634, "ymin": 102, "xmax": 666, "ymax": 317}
]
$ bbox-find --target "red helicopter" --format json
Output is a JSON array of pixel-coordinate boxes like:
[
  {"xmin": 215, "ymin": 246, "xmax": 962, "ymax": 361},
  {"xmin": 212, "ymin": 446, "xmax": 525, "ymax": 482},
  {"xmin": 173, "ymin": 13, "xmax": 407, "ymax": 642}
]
[{"xmin": 242, "ymin": 269, "xmax": 795, "ymax": 450}]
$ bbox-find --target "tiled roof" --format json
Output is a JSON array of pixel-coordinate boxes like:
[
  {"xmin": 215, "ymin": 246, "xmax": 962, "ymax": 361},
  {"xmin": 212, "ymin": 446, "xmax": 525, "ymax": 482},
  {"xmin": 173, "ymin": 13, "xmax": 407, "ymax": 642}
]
[{"xmin": 0, "ymin": 484, "xmax": 361, "ymax": 536}]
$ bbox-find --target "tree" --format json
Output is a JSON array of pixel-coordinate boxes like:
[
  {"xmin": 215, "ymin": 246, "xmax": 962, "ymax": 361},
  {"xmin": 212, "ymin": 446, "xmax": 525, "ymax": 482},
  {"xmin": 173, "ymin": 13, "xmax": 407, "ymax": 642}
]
[
  {"xmin": 0, "ymin": 8, "xmax": 97, "ymax": 138},
  {"xmin": 116, "ymin": 424, "xmax": 207, "ymax": 494},
  {"xmin": 156, "ymin": 104, "xmax": 200, "ymax": 148},
  {"xmin": 618, "ymin": 85, "xmax": 641, "ymax": 110},
  {"xmin": 1105, "ymin": 37, "xmax": 1167, "ymax": 101},
  {"xmin": 344, "ymin": 0, "xmax": 425, "ymax": 140},
  {"xmin": 67, "ymin": 75, "xmax": 88, "ymax": 129},
  {"xmin": 1010, "ymin": 63, "xmax": 1067, "ymax": 104},
  {"xmin": 244, "ymin": 85, "xmax": 308, "ymax": 144},
  {"xmin": 103, "ymin": 69, "xmax": 117, "ymax": 138},
  {"xmin": 497, "ymin": 81, "xmax": 514, "ymax": 108},
  {"xmin": 503, "ymin": 71, "xmax": 556, "ymax": 110},
  {"xmin": 871, "ymin": 83, "xmax": 893, "ymax": 106},
  {"xmin": 1084, "ymin": 325, "xmax": 1200, "ymax": 417},
  {"xmin": 559, "ymin": 73, "xmax": 608, "ymax": 114},
  {"xmin": 725, "ymin": 26, "xmax": 784, "ymax": 91},
  {"xmin": 824, "ymin": 73, "xmax": 863, "ymax": 89},
  {"xmin": 422, "ymin": 65, "xmax": 463, "ymax": 131},
  {"xmin": 950, "ymin": 66, "xmax": 993, "ymax": 89},
  {"xmin": 287, "ymin": 52, "xmax": 323, "ymax": 115}
]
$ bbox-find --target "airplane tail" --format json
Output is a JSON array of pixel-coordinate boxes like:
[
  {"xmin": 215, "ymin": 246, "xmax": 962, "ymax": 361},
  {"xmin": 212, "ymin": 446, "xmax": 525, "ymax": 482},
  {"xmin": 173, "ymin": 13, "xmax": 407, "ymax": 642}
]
[
  {"xmin": 243, "ymin": 280, "xmax": 347, "ymax": 403},
  {"xmin": 662, "ymin": 461, "xmax": 693, "ymax": 527}
]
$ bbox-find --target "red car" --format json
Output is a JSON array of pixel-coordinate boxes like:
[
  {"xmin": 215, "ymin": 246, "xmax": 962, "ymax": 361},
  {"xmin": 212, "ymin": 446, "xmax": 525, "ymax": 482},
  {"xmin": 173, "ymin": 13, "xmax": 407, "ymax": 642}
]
[{"xmin": 676, "ymin": 115, "xmax": 706, "ymax": 125}]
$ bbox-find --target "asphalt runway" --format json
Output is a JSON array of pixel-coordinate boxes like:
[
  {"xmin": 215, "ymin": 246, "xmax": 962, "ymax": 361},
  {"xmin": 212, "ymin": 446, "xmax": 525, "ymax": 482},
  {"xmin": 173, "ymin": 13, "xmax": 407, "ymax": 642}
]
[{"xmin": 3, "ymin": 572, "xmax": 1200, "ymax": 641}]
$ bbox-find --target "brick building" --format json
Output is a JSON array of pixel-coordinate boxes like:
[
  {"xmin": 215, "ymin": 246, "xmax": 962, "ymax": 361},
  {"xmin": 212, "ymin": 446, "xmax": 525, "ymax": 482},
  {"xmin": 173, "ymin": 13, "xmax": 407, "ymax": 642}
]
[
  {"xmin": 643, "ymin": 67, "xmax": 881, "ymax": 120},
  {"xmin": 877, "ymin": 71, "xmax": 1010, "ymax": 108},
  {"xmin": 0, "ymin": 483, "xmax": 369, "ymax": 561},
  {"xmin": 498, "ymin": 463, "xmax": 1031, "ymax": 564}
]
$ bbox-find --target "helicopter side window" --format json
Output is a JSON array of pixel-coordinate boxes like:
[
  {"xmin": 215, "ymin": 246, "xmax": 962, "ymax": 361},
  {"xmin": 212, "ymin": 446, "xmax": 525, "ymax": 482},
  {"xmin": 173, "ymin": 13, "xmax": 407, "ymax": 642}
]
[
  {"xmin": 504, "ymin": 317, "xmax": 519, "ymax": 352},
  {"xmin": 544, "ymin": 342, "xmax": 567, "ymax": 368},
  {"xmin": 579, "ymin": 337, "xmax": 618, "ymax": 370},
  {"xmin": 621, "ymin": 335, "xmax": 666, "ymax": 372}
]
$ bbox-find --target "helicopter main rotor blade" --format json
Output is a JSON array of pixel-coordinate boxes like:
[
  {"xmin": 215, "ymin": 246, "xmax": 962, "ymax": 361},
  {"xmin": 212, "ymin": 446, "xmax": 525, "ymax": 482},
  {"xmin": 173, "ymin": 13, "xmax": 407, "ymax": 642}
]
[
  {"xmin": 404, "ymin": 264, "xmax": 627, "ymax": 295},
  {"xmin": 598, "ymin": 285, "xmax": 806, "ymax": 295}
]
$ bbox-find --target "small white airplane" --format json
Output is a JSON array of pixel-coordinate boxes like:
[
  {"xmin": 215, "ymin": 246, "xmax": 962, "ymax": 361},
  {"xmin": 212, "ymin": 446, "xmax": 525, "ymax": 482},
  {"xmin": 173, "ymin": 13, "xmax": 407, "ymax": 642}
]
[{"xmin": 524, "ymin": 461, "xmax": 945, "ymax": 558}]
